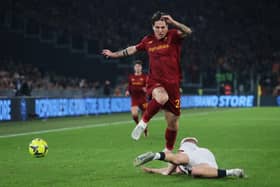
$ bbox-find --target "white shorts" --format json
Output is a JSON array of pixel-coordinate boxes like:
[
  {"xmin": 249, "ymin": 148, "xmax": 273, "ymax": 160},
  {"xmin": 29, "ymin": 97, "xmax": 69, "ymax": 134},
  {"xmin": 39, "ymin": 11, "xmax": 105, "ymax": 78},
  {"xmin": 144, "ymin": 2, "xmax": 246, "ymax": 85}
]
[
  {"xmin": 178, "ymin": 146, "xmax": 218, "ymax": 174},
  {"xmin": 187, "ymin": 148, "xmax": 218, "ymax": 169}
]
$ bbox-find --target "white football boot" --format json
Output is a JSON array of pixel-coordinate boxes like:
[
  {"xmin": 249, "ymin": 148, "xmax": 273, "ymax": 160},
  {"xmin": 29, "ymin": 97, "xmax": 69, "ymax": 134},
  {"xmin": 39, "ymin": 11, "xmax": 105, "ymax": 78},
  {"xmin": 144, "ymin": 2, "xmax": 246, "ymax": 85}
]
[
  {"xmin": 131, "ymin": 120, "xmax": 147, "ymax": 140},
  {"xmin": 134, "ymin": 152, "xmax": 155, "ymax": 167}
]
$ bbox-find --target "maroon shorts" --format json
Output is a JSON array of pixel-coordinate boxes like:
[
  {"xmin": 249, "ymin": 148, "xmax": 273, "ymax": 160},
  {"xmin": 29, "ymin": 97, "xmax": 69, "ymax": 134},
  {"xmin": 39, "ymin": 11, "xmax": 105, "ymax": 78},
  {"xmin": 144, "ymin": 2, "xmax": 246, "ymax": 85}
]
[
  {"xmin": 131, "ymin": 97, "xmax": 147, "ymax": 111},
  {"xmin": 147, "ymin": 79, "xmax": 181, "ymax": 116}
]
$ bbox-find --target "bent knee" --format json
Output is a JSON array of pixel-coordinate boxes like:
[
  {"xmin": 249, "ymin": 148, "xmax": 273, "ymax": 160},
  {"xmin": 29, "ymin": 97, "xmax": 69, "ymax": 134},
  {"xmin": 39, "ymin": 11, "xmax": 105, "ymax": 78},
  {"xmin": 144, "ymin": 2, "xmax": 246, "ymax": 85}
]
[
  {"xmin": 155, "ymin": 93, "xmax": 169, "ymax": 104},
  {"xmin": 153, "ymin": 87, "xmax": 169, "ymax": 104},
  {"xmin": 131, "ymin": 107, "xmax": 138, "ymax": 115},
  {"xmin": 131, "ymin": 111, "xmax": 138, "ymax": 116}
]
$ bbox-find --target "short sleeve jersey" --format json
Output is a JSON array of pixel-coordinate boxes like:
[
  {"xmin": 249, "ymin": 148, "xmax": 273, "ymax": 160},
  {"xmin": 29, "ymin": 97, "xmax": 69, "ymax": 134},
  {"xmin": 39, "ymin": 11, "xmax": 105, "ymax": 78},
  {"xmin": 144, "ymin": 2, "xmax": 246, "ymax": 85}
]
[
  {"xmin": 127, "ymin": 74, "xmax": 147, "ymax": 100},
  {"xmin": 136, "ymin": 29, "xmax": 184, "ymax": 83}
]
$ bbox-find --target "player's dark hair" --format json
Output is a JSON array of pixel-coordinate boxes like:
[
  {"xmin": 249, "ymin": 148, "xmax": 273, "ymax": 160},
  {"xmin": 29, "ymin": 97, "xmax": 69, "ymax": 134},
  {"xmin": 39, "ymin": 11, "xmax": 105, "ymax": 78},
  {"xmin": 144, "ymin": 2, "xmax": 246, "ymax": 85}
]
[
  {"xmin": 151, "ymin": 11, "xmax": 167, "ymax": 25},
  {"xmin": 133, "ymin": 60, "xmax": 143, "ymax": 65}
]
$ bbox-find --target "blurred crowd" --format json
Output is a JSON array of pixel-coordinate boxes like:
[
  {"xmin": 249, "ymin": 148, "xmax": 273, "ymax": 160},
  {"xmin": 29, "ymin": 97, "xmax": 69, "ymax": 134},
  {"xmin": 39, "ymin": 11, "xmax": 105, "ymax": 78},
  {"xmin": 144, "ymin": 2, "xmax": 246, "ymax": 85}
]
[
  {"xmin": 0, "ymin": 0, "xmax": 280, "ymax": 96},
  {"xmin": 0, "ymin": 57, "xmax": 127, "ymax": 97}
]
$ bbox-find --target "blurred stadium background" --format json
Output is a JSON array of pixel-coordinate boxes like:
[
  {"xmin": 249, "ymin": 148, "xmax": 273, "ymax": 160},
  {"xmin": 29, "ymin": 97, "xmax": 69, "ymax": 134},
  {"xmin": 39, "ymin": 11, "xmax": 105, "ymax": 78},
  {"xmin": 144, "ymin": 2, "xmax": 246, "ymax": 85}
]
[
  {"xmin": 0, "ymin": 0, "xmax": 279, "ymax": 121},
  {"xmin": 0, "ymin": 0, "xmax": 280, "ymax": 98},
  {"xmin": 0, "ymin": 1, "xmax": 280, "ymax": 186}
]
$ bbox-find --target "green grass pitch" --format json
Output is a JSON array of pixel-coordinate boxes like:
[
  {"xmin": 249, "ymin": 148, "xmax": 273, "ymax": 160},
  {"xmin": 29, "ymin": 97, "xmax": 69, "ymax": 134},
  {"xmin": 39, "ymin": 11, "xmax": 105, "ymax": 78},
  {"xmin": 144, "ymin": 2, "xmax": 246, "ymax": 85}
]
[{"xmin": 0, "ymin": 107, "xmax": 279, "ymax": 187}]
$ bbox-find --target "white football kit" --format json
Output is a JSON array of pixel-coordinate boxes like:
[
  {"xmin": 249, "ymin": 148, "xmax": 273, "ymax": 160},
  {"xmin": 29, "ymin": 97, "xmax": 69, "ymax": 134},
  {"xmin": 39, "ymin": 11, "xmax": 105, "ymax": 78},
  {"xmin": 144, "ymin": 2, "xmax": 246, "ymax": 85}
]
[{"xmin": 178, "ymin": 141, "xmax": 218, "ymax": 174}]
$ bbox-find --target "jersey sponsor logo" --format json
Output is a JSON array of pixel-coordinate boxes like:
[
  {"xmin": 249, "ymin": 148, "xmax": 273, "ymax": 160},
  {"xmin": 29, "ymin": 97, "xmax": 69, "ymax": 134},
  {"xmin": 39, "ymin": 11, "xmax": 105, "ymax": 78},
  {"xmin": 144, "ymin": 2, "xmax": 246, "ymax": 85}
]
[
  {"xmin": 148, "ymin": 44, "xmax": 169, "ymax": 52},
  {"xmin": 132, "ymin": 81, "xmax": 145, "ymax": 86}
]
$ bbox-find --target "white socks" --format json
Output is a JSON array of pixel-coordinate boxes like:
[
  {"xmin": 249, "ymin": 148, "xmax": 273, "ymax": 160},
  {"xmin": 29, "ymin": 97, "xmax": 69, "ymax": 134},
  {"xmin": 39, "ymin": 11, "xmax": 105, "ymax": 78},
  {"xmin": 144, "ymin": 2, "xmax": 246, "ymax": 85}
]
[
  {"xmin": 153, "ymin": 153, "xmax": 161, "ymax": 160},
  {"xmin": 138, "ymin": 119, "xmax": 147, "ymax": 129}
]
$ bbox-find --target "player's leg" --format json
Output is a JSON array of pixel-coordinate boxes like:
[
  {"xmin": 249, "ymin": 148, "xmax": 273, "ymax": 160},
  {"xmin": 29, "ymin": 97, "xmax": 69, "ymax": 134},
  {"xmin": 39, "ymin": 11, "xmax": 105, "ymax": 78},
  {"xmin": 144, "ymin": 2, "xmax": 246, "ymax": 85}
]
[
  {"xmin": 191, "ymin": 164, "xmax": 220, "ymax": 178},
  {"xmin": 131, "ymin": 106, "xmax": 139, "ymax": 124},
  {"xmin": 142, "ymin": 167, "xmax": 170, "ymax": 175},
  {"xmin": 134, "ymin": 151, "xmax": 188, "ymax": 167},
  {"xmin": 164, "ymin": 152, "xmax": 189, "ymax": 165},
  {"xmin": 131, "ymin": 87, "xmax": 168, "ymax": 140},
  {"xmin": 143, "ymin": 126, "xmax": 148, "ymax": 137},
  {"xmin": 189, "ymin": 149, "xmax": 244, "ymax": 178},
  {"xmin": 164, "ymin": 111, "xmax": 179, "ymax": 151},
  {"xmin": 161, "ymin": 82, "xmax": 180, "ymax": 151},
  {"xmin": 140, "ymin": 103, "xmax": 148, "ymax": 137},
  {"xmin": 191, "ymin": 164, "xmax": 245, "ymax": 178},
  {"xmin": 142, "ymin": 86, "xmax": 168, "ymax": 122}
]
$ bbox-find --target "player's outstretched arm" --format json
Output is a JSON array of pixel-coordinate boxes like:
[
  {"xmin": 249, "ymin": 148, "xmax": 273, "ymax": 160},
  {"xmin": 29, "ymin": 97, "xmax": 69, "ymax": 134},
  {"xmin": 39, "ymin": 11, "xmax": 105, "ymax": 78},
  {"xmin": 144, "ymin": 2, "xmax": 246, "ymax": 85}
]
[
  {"xmin": 102, "ymin": 46, "xmax": 137, "ymax": 58},
  {"xmin": 161, "ymin": 15, "xmax": 192, "ymax": 38},
  {"xmin": 142, "ymin": 164, "xmax": 176, "ymax": 176}
]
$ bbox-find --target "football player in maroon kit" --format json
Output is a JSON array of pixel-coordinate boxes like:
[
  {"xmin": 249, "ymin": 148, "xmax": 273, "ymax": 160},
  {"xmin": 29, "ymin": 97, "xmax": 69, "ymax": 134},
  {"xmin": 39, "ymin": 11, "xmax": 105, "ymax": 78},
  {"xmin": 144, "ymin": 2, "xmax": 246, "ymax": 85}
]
[
  {"xmin": 102, "ymin": 11, "xmax": 192, "ymax": 152},
  {"xmin": 125, "ymin": 60, "xmax": 148, "ymax": 136}
]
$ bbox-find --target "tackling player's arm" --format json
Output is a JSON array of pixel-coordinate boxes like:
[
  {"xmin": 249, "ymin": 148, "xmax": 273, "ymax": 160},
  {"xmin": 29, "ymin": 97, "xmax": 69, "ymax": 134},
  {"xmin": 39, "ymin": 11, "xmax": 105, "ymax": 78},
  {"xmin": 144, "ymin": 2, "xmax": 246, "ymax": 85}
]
[
  {"xmin": 142, "ymin": 164, "xmax": 177, "ymax": 175},
  {"xmin": 102, "ymin": 46, "xmax": 137, "ymax": 58},
  {"xmin": 161, "ymin": 15, "xmax": 192, "ymax": 38}
]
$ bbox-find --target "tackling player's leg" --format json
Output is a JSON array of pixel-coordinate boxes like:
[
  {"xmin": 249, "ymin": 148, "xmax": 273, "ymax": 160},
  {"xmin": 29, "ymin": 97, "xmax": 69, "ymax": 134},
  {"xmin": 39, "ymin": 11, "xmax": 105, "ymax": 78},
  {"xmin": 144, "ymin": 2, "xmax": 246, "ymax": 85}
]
[
  {"xmin": 135, "ymin": 151, "xmax": 246, "ymax": 178},
  {"xmin": 134, "ymin": 152, "xmax": 156, "ymax": 167}
]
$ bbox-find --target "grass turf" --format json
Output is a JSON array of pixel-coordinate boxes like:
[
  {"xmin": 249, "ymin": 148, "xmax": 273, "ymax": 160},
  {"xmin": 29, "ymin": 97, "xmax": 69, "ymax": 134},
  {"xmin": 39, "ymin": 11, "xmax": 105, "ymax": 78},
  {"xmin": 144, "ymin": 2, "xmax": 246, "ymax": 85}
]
[{"xmin": 0, "ymin": 107, "xmax": 279, "ymax": 187}]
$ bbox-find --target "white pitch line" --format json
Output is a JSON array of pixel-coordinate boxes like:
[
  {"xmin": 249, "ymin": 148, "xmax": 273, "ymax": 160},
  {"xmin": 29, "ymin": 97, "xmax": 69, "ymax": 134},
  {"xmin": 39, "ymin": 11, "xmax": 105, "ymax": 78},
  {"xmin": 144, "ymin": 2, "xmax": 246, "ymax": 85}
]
[
  {"xmin": 0, "ymin": 120, "xmax": 132, "ymax": 138},
  {"xmin": 0, "ymin": 116, "xmax": 166, "ymax": 139},
  {"xmin": 0, "ymin": 109, "xmax": 244, "ymax": 139}
]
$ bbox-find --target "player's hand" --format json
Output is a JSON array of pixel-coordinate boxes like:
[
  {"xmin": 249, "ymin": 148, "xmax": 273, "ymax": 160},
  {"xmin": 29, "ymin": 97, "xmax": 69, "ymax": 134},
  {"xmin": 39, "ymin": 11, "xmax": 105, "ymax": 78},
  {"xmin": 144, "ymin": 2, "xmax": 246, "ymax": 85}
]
[
  {"xmin": 125, "ymin": 90, "xmax": 130, "ymax": 96},
  {"xmin": 142, "ymin": 166, "xmax": 154, "ymax": 173},
  {"xmin": 142, "ymin": 167, "xmax": 169, "ymax": 175},
  {"xmin": 161, "ymin": 15, "xmax": 176, "ymax": 25},
  {"xmin": 142, "ymin": 87, "xmax": 147, "ymax": 93},
  {"xmin": 102, "ymin": 49, "xmax": 114, "ymax": 58}
]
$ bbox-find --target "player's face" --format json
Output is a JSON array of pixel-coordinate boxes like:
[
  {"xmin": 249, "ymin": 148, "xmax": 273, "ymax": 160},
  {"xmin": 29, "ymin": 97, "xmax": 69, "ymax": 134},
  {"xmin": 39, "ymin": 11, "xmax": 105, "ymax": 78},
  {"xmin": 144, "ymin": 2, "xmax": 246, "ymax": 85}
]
[
  {"xmin": 134, "ymin": 64, "xmax": 142, "ymax": 74},
  {"xmin": 153, "ymin": 20, "xmax": 168, "ymax": 40}
]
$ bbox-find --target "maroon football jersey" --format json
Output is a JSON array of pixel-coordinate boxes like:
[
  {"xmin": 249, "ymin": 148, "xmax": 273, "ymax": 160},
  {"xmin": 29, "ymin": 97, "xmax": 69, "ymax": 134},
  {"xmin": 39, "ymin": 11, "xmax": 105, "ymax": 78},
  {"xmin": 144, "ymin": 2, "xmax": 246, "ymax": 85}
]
[
  {"xmin": 127, "ymin": 73, "xmax": 147, "ymax": 100},
  {"xmin": 136, "ymin": 29, "xmax": 184, "ymax": 83}
]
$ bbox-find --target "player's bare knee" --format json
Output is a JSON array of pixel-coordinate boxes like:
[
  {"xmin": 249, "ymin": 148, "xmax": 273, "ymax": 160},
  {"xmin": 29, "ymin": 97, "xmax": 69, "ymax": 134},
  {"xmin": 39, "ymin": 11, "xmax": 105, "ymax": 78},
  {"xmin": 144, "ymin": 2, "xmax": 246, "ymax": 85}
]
[
  {"xmin": 132, "ymin": 112, "xmax": 138, "ymax": 117},
  {"xmin": 131, "ymin": 109, "xmax": 138, "ymax": 116},
  {"xmin": 162, "ymin": 94, "xmax": 169, "ymax": 103},
  {"xmin": 155, "ymin": 94, "xmax": 169, "ymax": 104},
  {"xmin": 131, "ymin": 107, "xmax": 138, "ymax": 115},
  {"xmin": 153, "ymin": 87, "xmax": 169, "ymax": 104}
]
